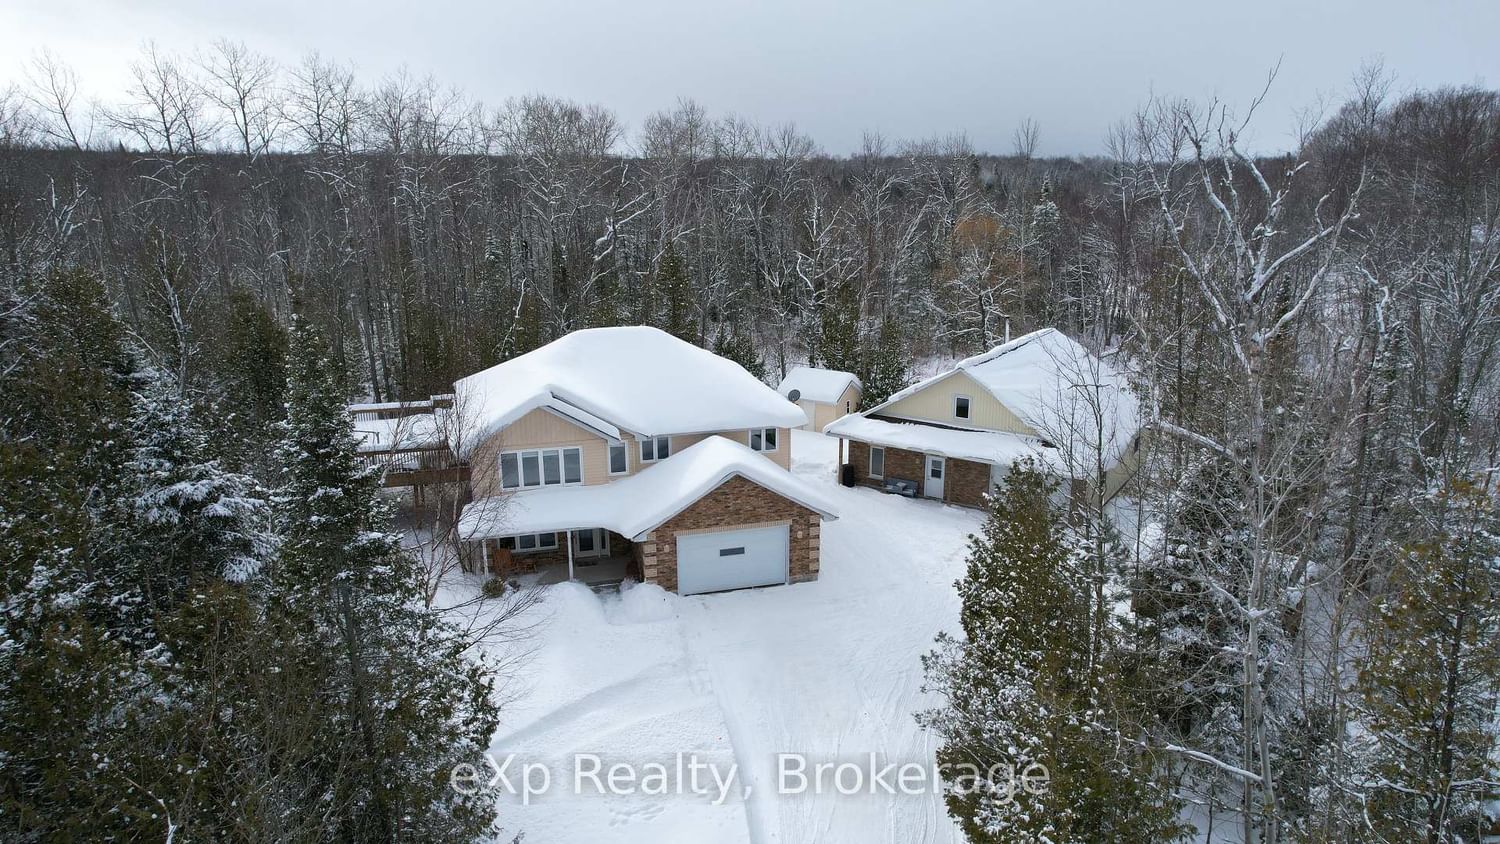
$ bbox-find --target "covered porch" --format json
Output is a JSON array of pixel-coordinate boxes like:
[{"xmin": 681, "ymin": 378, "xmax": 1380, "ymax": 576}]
[{"xmin": 472, "ymin": 526, "xmax": 639, "ymax": 590}]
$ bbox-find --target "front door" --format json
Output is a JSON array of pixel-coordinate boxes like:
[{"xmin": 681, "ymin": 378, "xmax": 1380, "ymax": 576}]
[
  {"xmin": 924, "ymin": 455, "xmax": 946, "ymax": 500},
  {"xmin": 573, "ymin": 528, "xmax": 609, "ymax": 563}
]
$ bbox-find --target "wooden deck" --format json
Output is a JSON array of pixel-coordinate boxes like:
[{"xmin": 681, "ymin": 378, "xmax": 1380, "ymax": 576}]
[{"xmin": 357, "ymin": 446, "xmax": 469, "ymax": 488}]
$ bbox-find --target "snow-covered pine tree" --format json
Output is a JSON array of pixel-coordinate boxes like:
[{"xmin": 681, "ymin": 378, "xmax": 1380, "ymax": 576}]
[
  {"xmin": 261, "ymin": 315, "xmax": 500, "ymax": 841},
  {"xmin": 1353, "ymin": 475, "xmax": 1500, "ymax": 842},
  {"xmin": 0, "ymin": 268, "xmax": 158, "ymax": 838},
  {"xmin": 921, "ymin": 461, "xmax": 1185, "ymax": 843}
]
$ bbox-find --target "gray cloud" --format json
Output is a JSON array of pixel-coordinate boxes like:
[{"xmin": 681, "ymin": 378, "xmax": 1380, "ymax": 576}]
[{"xmin": 3, "ymin": 0, "xmax": 1496, "ymax": 154}]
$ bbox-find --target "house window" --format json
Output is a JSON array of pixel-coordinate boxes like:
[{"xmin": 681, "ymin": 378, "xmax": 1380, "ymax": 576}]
[
  {"xmin": 608, "ymin": 442, "xmax": 628, "ymax": 474},
  {"xmin": 503, "ymin": 532, "xmax": 559, "ymax": 553},
  {"xmin": 845, "ymin": 400, "xmax": 852, "ymax": 413},
  {"xmin": 869, "ymin": 446, "xmax": 885, "ymax": 479},
  {"xmin": 640, "ymin": 436, "xmax": 671, "ymax": 463},
  {"xmin": 500, "ymin": 447, "xmax": 584, "ymax": 490},
  {"xmin": 749, "ymin": 427, "xmax": 778, "ymax": 452},
  {"xmin": 953, "ymin": 395, "xmax": 972, "ymax": 420}
]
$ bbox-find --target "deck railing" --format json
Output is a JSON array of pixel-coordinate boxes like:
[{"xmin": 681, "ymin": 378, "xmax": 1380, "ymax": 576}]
[{"xmin": 358, "ymin": 446, "xmax": 462, "ymax": 472}]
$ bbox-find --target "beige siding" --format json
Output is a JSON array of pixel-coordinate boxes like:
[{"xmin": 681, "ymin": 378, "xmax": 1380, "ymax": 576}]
[
  {"xmin": 880, "ymin": 370, "xmax": 1035, "ymax": 435},
  {"xmin": 659, "ymin": 428, "xmax": 792, "ymax": 471},
  {"xmin": 471, "ymin": 415, "xmax": 795, "ymax": 499},
  {"xmin": 469, "ymin": 408, "xmax": 613, "ymax": 498},
  {"xmin": 795, "ymin": 399, "xmax": 817, "ymax": 430},
  {"xmin": 807, "ymin": 382, "xmax": 861, "ymax": 432}
]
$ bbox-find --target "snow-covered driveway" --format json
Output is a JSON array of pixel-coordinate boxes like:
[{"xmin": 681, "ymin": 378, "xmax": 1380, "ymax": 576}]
[{"xmin": 479, "ymin": 430, "xmax": 981, "ymax": 843}]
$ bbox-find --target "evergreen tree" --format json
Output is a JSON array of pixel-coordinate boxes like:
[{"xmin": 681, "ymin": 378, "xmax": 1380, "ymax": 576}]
[
  {"xmin": 813, "ymin": 277, "xmax": 860, "ymax": 373},
  {"xmin": 213, "ymin": 288, "xmax": 288, "ymax": 471},
  {"xmin": 1354, "ymin": 476, "xmax": 1500, "ymax": 842},
  {"xmin": 713, "ymin": 326, "xmax": 768, "ymax": 380},
  {"xmin": 261, "ymin": 316, "xmax": 500, "ymax": 841},
  {"xmin": 655, "ymin": 243, "xmax": 697, "ymax": 342},
  {"xmin": 859, "ymin": 317, "xmax": 910, "ymax": 407},
  {"xmin": 921, "ymin": 462, "xmax": 1185, "ymax": 843}
]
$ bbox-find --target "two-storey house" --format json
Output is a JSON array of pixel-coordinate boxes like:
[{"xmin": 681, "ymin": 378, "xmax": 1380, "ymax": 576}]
[{"xmin": 451, "ymin": 326, "xmax": 838, "ymax": 595}]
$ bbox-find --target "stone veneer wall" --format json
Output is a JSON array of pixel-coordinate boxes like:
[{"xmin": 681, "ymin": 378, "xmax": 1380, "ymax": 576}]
[
  {"xmin": 845, "ymin": 439, "xmax": 991, "ymax": 508},
  {"xmin": 637, "ymin": 475, "xmax": 822, "ymax": 593}
]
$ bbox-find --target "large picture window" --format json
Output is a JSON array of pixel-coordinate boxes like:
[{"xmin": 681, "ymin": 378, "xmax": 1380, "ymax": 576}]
[{"xmin": 500, "ymin": 447, "xmax": 584, "ymax": 490}]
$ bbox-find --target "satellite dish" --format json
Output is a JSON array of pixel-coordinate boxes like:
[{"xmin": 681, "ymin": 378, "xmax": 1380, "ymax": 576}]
[{"xmin": 788, "ymin": 389, "xmax": 802, "ymax": 402}]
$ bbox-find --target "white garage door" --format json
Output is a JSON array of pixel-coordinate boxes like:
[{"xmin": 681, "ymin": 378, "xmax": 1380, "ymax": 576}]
[{"xmin": 676, "ymin": 525, "xmax": 789, "ymax": 596}]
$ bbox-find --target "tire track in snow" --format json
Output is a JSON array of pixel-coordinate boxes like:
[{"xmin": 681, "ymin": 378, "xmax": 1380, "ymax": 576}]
[{"xmin": 674, "ymin": 597, "xmax": 772, "ymax": 844}]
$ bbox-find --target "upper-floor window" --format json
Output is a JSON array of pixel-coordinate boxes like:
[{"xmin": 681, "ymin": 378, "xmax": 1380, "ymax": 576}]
[
  {"xmin": 749, "ymin": 427, "xmax": 778, "ymax": 452},
  {"xmin": 608, "ymin": 442, "xmax": 628, "ymax": 474},
  {"xmin": 845, "ymin": 400, "xmax": 852, "ymax": 413},
  {"xmin": 640, "ymin": 436, "xmax": 671, "ymax": 463},
  {"xmin": 500, "ymin": 446, "xmax": 583, "ymax": 490},
  {"xmin": 953, "ymin": 394, "xmax": 972, "ymax": 420}
]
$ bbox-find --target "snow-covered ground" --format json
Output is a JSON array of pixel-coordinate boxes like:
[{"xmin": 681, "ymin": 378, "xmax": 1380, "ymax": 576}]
[{"xmin": 459, "ymin": 429, "xmax": 981, "ymax": 843}]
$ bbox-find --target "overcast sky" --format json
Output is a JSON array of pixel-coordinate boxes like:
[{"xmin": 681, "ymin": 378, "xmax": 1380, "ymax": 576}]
[{"xmin": 4, "ymin": 0, "xmax": 1497, "ymax": 156}]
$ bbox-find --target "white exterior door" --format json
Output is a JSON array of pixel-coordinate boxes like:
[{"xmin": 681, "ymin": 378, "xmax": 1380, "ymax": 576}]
[
  {"xmin": 676, "ymin": 525, "xmax": 789, "ymax": 596},
  {"xmin": 573, "ymin": 528, "xmax": 608, "ymax": 560},
  {"xmin": 924, "ymin": 455, "xmax": 946, "ymax": 500}
]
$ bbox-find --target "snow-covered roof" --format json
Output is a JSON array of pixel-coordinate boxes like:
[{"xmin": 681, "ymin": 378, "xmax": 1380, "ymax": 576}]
[
  {"xmin": 458, "ymin": 435, "xmax": 838, "ymax": 542},
  {"xmin": 453, "ymin": 327, "xmax": 807, "ymax": 456},
  {"xmin": 777, "ymin": 366, "xmax": 861, "ymax": 404},
  {"xmin": 353, "ymin": 414, "xmax": 445, "ymax": 452},
  {"xmin": 824, "ymin": 414, "xmax": 1066, "ymax": 474},
  {"xmin": 869, "ymin": 328, "xmax": 1141, "ymax": 467}
]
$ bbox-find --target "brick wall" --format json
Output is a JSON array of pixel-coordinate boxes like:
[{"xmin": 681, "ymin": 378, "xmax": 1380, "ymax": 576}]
[
  {"xmin": 638, "ymin": 475, "xmax": 822, "ymax": 593},
  {"xmin": 843, "ymin": 439, "xmax": 992, "ymax": 508},
  {"xmin": 946, "ymin": 457, "xmax": 991, "ymax": 507}
]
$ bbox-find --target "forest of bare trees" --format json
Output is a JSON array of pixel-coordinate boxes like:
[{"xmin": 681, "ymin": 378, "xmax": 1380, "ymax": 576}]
[{"xmin": 3, "ymin": 41, "xmax": 1498, "ymax": 842}]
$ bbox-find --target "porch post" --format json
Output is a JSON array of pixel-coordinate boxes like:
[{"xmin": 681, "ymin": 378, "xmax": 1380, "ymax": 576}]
[
  {"xmin": 480, "ymin": 538, "xmax": 490, "ymax": 575},
  {"xmin": 566, "ymin": 529, "xmax": 575, "ymax": 581}
]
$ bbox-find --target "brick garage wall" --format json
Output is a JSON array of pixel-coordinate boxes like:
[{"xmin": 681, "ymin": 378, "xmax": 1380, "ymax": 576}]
[
  {"xmin": 638, "ymin": 475, "xmax": 822, "ymax": 593},
  {"xmin": 843, "ymin": 439, "xmax": 991, "ymax": 508}
]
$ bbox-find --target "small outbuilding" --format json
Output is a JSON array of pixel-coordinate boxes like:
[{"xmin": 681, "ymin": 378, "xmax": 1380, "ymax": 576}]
[{"xmin": 777, "ymin": 366, "xmax": 863, "ymax": 432}]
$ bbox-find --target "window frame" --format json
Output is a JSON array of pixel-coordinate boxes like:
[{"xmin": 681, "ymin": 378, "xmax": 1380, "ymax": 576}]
[
  {"xmin": 953, "ymin": 394, "xmax": 972, "ymax": 421},
  {"xmin": 748, "ymin": 427, "xmax": 779, "ymax": 453},
  {"xmin": 506, "ymin": 532, "xmax": 559, "ymax": 554},
  {"xmin": 869, "ymin": 445, "xmax": 885, "ymax": 479},
  {"xmin": 639, "ymin": 436, "xmax": 671, "ymax": 463},
  {"xmin": 499, "ymin": 446, "xmax": 584, "ymax": 490},
  {"xmin": 608, "ymin": 441, "xmax": 629, "ymax": 475}
]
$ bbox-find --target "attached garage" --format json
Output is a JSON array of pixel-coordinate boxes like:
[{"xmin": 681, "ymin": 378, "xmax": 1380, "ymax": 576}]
[{"xmin": 676, "ymin": 524, "xmax": 790, "ymax": 595}]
